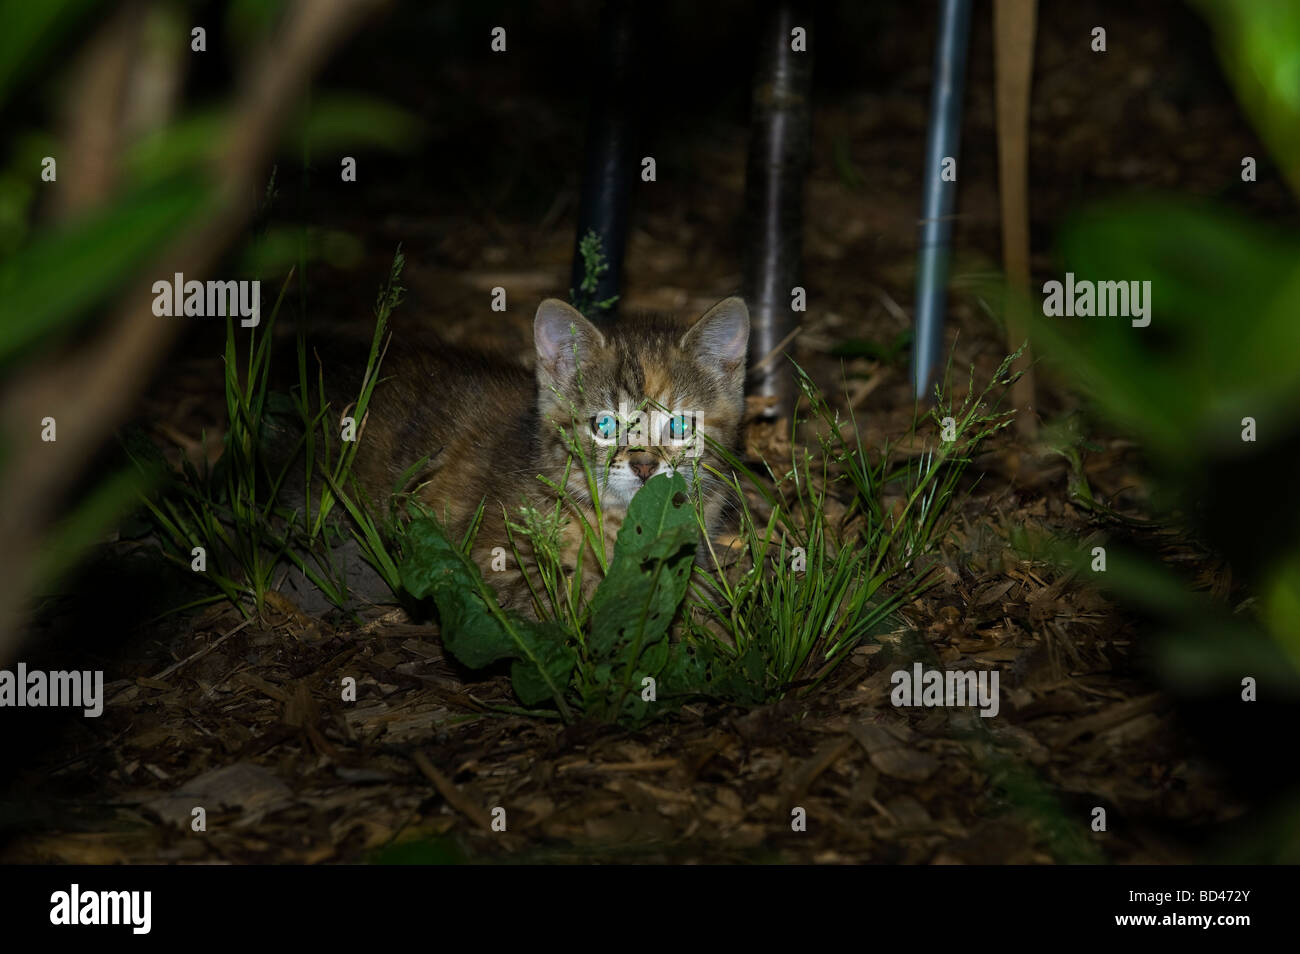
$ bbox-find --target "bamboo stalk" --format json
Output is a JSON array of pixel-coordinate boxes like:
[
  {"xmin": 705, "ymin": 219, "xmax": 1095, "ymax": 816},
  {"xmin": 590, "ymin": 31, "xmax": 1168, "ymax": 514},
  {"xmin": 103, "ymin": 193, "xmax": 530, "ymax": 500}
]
[{"xmin": 994, "ymin": 0, "xmax": 1039, "ymax": 438}]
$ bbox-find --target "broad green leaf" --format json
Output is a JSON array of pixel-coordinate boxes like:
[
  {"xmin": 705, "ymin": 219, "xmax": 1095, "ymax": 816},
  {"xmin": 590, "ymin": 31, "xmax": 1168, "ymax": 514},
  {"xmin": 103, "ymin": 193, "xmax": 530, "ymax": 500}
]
[
  {"xmin": 400, "ymin": 517, "xmax": 515, "ymax": 668},
  {"xmin": 657, "ymin": 641, "xmax": 710, "ymax": 696},
  {"xmin": 400, "ymin": 517, "xmax": 576, "ymax": 715},
  {"xmin": 588, "ymin": 472, "xmax": 697, "ymax": 660},
  {"xmin": 510, "ymin": 635, "xmax": 577, "ymax": 707}
]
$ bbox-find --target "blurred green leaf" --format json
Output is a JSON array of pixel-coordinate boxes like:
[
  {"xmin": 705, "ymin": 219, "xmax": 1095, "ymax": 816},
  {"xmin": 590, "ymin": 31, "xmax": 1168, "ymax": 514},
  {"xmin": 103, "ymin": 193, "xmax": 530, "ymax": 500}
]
[
  {"xmin": 0, "ymin": 0, "xmax": 101, "ymax": 106},
  {"xmin": 1262, "ymin": 555, "xmax": 1300, "ymax": 667},
  {"xmin": 1013, "ymin": 529, "xmax": 1300, "ymax": 689},
  {"xmin": 238, "ymin": 226, "xmax": 364, "ymax": 278},
  {"xmin": 0, "ymin": 177, "xmax": 211, "ymax": 366},
  {"xmin": 290, "ymin": 94, "xmax": 424, "ymax": 153},
  {"xmin": 124, "ymin": 95, "xmax": 421, "ymax": 187},
  {"xmin": 227, "ymin": 0, "xmax": 286, "ymax": 48},
  {"xmin": 371, "ymin": 835, "xmax": 469, "ymax": 865},
  {"xmin": 831, "ymin": 329, "xmax": 912, "ymax": 363},
  {"xmin": 0, "ymin": 171, "xmax": 36, "ymax": 259},
  {"xmin": 0, "ymin": 132, "xmax": 59, "ymax": 256},
  {"xmin": 1191, "ymin": 0, "xmax": 1300, "ymax": 196},
  {"xmin": 124, "ymin": 110, "xmax": 229, "ymax": 184},
  {"xmin": 1032, "ymin": 199, "xmax": 1300, "ymax": 461},
  {"xmin": 33, "ymin": 464, "xmax": 152, "ymax": 592},
  {"xmin": 1010, "ymin": 526, "xmax": 1231, "ymax": 619},
  {"xmin": 1153, "ymin": 621, "xmax": 1300, "ymax": 695}
]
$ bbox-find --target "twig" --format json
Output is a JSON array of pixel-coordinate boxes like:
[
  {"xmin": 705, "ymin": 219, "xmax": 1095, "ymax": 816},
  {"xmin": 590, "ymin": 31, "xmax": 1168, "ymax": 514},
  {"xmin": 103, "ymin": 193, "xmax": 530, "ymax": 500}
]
[
  {"xmin": 410, "ymin": 749, "xmax": 494, "ymax": 831},
  {"xmin": 152, "ymin": 616, "xmax": 254, "ymax": 681}
]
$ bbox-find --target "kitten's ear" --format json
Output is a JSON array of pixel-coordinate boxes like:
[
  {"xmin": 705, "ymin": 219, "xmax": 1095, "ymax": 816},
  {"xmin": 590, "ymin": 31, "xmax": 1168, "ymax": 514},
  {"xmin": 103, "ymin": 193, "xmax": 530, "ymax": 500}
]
[
  {"xmin": 680, "ymin": 296, "xmax": 749, "ymax": 370},
  {"xmin": 534, "ymin": 299, "xmax": 605, "ymax": 386}
]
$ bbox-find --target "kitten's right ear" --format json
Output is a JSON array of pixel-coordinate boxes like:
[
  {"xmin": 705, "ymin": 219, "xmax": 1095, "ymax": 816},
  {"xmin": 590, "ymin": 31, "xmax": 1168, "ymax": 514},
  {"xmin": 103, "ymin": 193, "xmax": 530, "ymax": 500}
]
[
  {"xmin": 680, "ymin": 296, "xmax": 749, "ymax": 371},
  {"xmin": 534, "ymin": 299, "xmax": 605, "ymax": 387}
]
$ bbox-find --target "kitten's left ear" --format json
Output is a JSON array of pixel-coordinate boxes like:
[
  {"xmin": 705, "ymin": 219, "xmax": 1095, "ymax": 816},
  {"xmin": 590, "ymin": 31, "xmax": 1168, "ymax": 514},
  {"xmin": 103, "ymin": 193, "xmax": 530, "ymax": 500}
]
[{"xmin": 680, "ymin": 296, "xmax": 749, "ymax": 370}]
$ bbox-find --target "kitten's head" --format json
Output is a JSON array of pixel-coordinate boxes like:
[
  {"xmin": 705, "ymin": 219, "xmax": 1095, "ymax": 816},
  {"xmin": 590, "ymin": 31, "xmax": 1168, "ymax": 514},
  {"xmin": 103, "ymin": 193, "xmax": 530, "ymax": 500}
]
[{"xmin": 532, "ymin": 296, "xmax": 749, "ymax": 512}]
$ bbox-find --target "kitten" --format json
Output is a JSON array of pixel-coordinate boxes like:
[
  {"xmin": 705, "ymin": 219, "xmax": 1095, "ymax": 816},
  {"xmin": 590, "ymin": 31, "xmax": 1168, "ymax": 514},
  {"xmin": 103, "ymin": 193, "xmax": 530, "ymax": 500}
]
[{"xmin": 341, "ymin": 296, "xmax": 750, "ymax": 612}]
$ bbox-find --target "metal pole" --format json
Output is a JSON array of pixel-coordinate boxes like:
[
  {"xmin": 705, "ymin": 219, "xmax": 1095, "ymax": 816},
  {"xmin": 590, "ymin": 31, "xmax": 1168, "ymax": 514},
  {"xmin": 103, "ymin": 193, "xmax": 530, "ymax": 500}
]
[
  {"xmin": 569, "ymin": 0, "xmax": 638, "ymax": 321},
  {"xmin": 911, "ymin": 0, "xmax": 973, "ymax": 399},
  {"xmin": 743, "ymin": 0, "xmax": 813, "ymax": 420}
]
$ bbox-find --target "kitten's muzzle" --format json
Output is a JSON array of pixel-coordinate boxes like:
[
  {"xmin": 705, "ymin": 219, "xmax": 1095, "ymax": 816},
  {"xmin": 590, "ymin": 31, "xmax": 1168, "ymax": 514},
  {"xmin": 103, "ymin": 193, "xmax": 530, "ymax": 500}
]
[{"xmin": 627, "ymin": 451, "xmax": 659, "ymax": 483}]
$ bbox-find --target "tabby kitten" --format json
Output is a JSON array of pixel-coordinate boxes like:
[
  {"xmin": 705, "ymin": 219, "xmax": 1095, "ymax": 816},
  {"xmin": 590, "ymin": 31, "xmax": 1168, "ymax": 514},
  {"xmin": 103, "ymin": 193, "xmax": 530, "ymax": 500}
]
[{"xmin": 347, "ymin": 296, "xmax": 749, "ymax": 612}]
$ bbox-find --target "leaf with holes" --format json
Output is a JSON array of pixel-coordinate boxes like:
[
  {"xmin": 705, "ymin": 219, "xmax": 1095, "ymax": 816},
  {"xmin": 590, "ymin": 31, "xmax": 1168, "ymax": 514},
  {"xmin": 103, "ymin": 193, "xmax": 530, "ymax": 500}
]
[{"xmin": 588, "ymin": 472, "xmax": 697, "ymax": 662}]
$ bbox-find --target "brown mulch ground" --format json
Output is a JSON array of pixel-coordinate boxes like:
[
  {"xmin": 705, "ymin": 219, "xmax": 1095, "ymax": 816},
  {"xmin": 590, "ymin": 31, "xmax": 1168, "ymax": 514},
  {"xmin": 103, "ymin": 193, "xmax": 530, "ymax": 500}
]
[{"xmin": 1, "ymin": 0, "xmax": 1282, "ymax": 863}]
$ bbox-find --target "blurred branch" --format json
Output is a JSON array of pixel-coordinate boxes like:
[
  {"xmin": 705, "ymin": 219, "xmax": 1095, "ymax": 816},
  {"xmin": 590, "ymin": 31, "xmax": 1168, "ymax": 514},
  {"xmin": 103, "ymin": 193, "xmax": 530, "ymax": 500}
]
[
  {"xmin": 0, "ymin": 0, "xmax": 388, "ymax": 661},
  {"xmin": 121, "ymin": 2, "xmax": 187, "ymax": 141},
  {"xmin": 52, "ymin": 1, "xmax": 142, "ymax": 220}
]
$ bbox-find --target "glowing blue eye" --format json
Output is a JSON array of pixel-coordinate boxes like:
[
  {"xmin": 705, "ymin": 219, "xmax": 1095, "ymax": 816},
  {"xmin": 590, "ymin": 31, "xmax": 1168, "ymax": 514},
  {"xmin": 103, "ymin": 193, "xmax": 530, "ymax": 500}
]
[
  {"xmin": 592, "ymin": 414, "xmax": 617, "ymax": 439},
  {"xmin": 667, "ymin": 414, "xmax": 691, "ymax": 439}
]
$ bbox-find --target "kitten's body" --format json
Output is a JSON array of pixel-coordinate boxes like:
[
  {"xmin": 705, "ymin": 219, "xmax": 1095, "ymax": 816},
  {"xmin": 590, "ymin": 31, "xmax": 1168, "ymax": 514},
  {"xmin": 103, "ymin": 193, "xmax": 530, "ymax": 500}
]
[
  {"xmin": 347, "ymin": 337, "xmax": 544, "ymax": 538},
  {"xmin": 296, "ymin": 297, "xmax": 749, "ymax": 613}
]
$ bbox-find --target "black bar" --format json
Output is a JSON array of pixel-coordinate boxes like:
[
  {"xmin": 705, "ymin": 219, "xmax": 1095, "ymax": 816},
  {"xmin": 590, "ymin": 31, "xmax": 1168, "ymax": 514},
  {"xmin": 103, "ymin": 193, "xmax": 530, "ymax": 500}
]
[{"xmin": 8, "ymin": 864, "xmax": 1280, "ymax": 940}]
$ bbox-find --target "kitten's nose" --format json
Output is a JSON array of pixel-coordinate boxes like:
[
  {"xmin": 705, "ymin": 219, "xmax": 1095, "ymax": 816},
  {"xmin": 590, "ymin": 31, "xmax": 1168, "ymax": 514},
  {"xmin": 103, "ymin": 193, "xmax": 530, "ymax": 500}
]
[{"xmin": 627, "ymin": 452, "xmax": 658, "ymax": 483}]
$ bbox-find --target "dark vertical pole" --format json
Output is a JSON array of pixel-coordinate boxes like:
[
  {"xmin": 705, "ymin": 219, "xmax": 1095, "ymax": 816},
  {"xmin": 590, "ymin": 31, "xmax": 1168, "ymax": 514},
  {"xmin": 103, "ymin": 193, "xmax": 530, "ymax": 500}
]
[
  {"xmin": 570, "ymin": 0, "xmax": 638, "ymax": 321},
  {"xmin": 911, "ymin": 0, "xmax": 973, "ymax": 399},
  {"xmin": 743, "ymin": 0, "xmax": 813, "ymax": 420}
]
